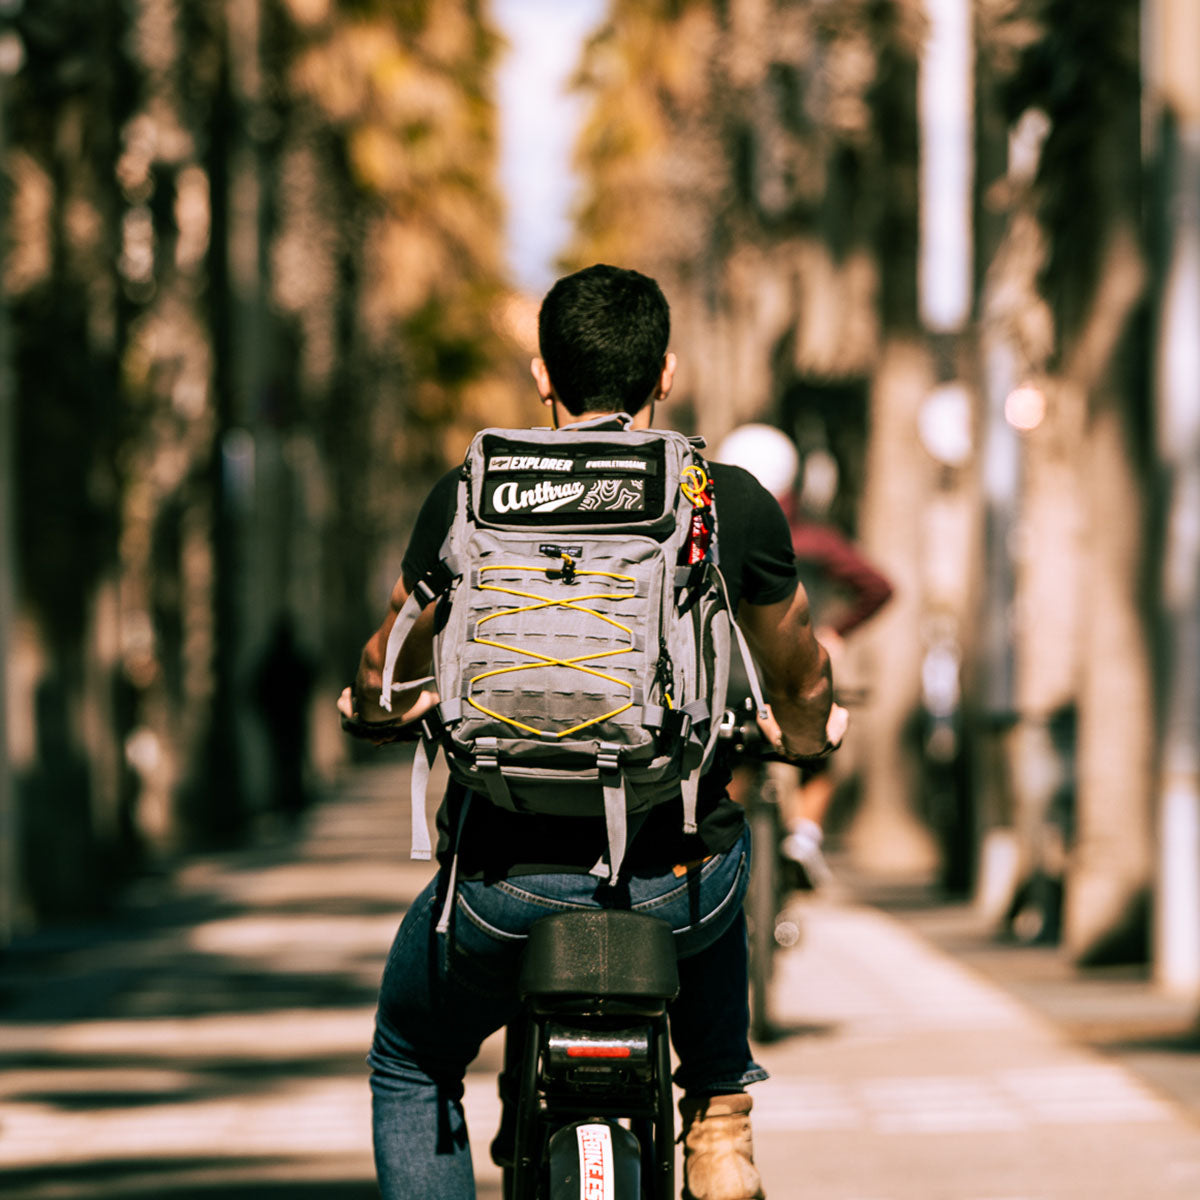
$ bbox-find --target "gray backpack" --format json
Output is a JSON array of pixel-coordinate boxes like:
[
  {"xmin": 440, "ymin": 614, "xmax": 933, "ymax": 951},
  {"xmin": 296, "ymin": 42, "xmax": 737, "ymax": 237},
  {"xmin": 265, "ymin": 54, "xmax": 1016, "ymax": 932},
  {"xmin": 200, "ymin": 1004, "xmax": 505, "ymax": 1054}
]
[{"xmin": 380, "ymin": 416, "xmax": 766, "ymax": 892}]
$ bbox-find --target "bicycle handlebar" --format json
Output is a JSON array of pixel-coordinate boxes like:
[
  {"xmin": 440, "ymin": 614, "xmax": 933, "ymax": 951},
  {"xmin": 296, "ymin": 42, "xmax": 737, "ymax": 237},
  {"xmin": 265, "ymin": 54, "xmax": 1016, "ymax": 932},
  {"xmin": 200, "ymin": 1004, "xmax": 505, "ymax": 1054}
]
[
  {"xmin": 716, "ymin": 701, "xmax": 806, "ymax": 765},
  {"xmin": 338, "ymin": 691, "xmax": 840, "ymax": 764}
]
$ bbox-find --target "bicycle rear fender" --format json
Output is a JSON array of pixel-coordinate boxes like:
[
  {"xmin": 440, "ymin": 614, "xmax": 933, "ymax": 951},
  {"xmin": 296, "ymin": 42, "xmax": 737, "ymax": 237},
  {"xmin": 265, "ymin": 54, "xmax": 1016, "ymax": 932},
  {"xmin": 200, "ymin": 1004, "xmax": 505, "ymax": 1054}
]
[{"xmin": 547, "ymin": 1120, "xmax": 640, "ymax": 1200}]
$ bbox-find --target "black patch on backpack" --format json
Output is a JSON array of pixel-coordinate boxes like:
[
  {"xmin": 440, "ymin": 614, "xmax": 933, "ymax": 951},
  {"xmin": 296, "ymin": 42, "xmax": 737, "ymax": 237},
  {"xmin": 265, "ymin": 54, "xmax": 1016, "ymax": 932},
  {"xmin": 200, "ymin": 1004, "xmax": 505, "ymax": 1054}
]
[{"xmin": 478, "ymin": 435, "xmax": 665, "ymax": 525}]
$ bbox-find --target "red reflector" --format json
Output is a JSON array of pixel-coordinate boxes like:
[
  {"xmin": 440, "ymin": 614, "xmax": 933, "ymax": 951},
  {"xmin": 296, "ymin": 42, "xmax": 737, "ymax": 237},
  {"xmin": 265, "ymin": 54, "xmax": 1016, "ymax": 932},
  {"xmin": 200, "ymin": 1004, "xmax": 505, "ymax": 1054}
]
[{"xmin": 565, "ymin": 1045, "xmax": 632, "ymax": 1059}]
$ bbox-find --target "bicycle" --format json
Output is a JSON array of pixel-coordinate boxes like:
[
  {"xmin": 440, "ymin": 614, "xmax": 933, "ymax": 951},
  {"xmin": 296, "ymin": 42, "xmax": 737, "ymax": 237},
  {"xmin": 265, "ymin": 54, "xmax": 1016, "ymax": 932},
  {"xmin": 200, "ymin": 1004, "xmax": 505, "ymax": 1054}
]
[{"xmin": 491, "ymin": 709, "xmax": 821, "ymax": 1196}]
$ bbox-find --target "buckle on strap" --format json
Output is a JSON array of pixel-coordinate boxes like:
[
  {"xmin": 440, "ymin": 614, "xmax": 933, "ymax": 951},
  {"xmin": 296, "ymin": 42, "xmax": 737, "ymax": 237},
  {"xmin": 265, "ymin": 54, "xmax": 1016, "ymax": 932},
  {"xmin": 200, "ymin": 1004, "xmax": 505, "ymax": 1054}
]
[
  {"xmin": 664, "ymin": 707, "xmax": 693, "ymax": 743},
  {"xmin": 474, "ymin": 737, "xmax": 515, "ymax": 810},
  {"xmin": 675, "ymin": 562, "xmax": 706, "ymax": 602},
  {"xmin": 418, "ymin": 559, "xmax": 456, "ymax": 604},
  {"xmin": 476, "ymin": 736, "xmax": 500, "ymax": 772},
  {"xmin": 597, "ymin": 744, "xmax": 621, "ymax": 776}
]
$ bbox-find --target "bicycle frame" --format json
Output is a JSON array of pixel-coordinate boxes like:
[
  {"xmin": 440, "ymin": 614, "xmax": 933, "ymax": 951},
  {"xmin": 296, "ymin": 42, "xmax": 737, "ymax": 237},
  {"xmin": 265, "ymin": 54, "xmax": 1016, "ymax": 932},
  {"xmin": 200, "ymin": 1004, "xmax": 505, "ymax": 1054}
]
[{"xmin": 497, "ymin": 909, "xmax": 679, "ymax": 1200}]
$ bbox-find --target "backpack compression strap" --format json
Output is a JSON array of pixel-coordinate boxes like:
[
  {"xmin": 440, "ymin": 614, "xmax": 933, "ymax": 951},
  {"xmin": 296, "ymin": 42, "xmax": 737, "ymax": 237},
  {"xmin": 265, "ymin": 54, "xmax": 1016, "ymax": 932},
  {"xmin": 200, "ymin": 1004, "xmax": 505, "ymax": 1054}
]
[
  {"xmin": 380, "ymin": 591, "xmax": 430, "ymax": 714},
  {"xmin": 378, "ymin": 583, "xmax": 439, "ymax": 862},
  {"xmin": 409, "ymin": 734, "xmax": 437, "ymax": 861},
  {"xmin": 376, "ymin": 580, "xmax": 439, "ymax": 862},
  {"xmin": 676, "ymin": 568, "xmax": 769, "ymax": 837},
  {"xmin": 378, "ymin": 561, "xmax": 457, "ymax": 863},
  {"xmin": 668, "ymin": 560, "xmax": 770, "ymax": 838},
  {"xmin": 676, "ymin": 611, "xmax": 767, "ymax": 835},
  {"xmin": 589, "ymin": 744, "xmax": 628, "ymax": 882},
  {"xmin": 708, "ymin": 563, "xmax": 769, "ymax": 722}
]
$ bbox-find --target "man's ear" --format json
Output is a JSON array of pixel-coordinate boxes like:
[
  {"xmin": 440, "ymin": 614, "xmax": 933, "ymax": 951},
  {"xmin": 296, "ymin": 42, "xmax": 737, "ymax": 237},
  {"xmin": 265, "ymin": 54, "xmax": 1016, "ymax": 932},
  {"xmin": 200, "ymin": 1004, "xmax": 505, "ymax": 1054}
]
[
  {"xmin": 656, "ymin": 352, "xmax": 677, "ymax": 401},
  {"xmin": 531, "ymin": 356, "xmax": 553, "ymax": 403}
]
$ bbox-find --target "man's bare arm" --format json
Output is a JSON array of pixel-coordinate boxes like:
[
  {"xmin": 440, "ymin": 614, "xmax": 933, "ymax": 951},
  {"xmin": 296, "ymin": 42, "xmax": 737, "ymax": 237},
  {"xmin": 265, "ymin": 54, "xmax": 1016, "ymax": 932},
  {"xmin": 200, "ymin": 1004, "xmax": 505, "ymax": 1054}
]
[
  {"xmin": 337, "ymin": 575, "xmax": 438, "ymax": 726},
  {"xmin": 737, "ymin": 584, "xmax": 848, "ymax": 757}
]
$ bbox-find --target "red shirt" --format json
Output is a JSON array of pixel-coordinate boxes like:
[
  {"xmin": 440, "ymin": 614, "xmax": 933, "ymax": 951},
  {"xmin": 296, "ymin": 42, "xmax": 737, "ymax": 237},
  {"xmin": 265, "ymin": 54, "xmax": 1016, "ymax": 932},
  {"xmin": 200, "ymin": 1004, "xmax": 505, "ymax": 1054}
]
[{"xmin": 789, "ymin": 519, "xmax": 893, "ymax": 636}]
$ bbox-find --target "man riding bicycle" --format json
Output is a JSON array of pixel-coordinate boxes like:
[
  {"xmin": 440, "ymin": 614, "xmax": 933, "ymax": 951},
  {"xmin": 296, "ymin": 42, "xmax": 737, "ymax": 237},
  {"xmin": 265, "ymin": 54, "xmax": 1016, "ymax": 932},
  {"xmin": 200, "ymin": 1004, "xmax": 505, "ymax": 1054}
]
[{"xmin": 339, "ymin": 264, "xmax": 847, "ymax": 1200}]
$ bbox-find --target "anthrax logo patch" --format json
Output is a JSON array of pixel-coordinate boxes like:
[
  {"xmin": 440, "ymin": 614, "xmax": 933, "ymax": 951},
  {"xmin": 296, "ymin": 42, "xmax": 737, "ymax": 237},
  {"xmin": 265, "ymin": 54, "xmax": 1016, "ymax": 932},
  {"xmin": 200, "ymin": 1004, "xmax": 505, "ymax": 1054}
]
[
  {"xmin": 485, "ymin": 476, "xmax": 645, "ymax": 516},
  {"xmin": 478, "ymin": 434, "xmax": 665, "ymax": 524},
  {"xmin": 490, "ymin": 479, "xmax": 587, "ymax": 513}
]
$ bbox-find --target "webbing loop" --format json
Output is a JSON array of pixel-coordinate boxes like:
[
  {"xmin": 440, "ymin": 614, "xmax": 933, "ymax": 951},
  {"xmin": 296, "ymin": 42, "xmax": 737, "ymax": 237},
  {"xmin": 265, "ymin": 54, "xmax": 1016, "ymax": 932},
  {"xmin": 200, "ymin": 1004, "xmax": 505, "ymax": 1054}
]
[
  {"xmin": 590, "ymin": 745, "xmax": 629, "ymax": 883},
  {"xmin": 475, "ymin": 738, "xmax": 516, "ymax": 810}
]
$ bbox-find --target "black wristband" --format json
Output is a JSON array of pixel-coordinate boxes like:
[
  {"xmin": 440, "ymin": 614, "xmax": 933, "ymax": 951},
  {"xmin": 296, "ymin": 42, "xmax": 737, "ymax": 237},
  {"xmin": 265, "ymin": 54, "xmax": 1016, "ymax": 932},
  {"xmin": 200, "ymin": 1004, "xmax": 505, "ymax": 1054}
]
[{"xmin": 790, "ymin": 738, "xmax": 838, "ymax": 764}]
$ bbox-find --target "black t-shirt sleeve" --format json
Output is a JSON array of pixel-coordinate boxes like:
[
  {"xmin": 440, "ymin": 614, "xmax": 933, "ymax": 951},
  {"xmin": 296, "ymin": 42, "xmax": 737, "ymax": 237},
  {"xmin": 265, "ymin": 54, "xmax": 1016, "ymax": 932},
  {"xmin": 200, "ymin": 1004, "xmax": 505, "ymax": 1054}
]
[
  {"xmin": 709, "ymin": 462, "xmax": 797, "ymax": 610},
  {"xmin": 401, "ymin": 468, "xmax": 460, "ymax": 590}
]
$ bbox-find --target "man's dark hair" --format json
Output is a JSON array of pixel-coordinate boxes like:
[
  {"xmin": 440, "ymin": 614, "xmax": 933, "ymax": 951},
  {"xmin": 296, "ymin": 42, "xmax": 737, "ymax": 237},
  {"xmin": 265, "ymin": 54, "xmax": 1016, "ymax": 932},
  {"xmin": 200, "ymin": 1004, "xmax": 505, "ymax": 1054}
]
[{"xmin": 538, "ymin": 264, "xmax": 670, "ymax": 416}]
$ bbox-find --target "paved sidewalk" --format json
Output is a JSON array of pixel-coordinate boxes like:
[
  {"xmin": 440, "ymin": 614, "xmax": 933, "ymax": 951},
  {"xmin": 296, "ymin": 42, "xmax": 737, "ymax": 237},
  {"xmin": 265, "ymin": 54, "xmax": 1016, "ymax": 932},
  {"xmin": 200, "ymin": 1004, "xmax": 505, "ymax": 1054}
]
[
  {"xmin": 751, "ymin": 892, "xmax": 1200, "ymax": 1198},
  {"xmin": 1, "ymin": 760, "xmax": 1199, "ymax": 1198}
]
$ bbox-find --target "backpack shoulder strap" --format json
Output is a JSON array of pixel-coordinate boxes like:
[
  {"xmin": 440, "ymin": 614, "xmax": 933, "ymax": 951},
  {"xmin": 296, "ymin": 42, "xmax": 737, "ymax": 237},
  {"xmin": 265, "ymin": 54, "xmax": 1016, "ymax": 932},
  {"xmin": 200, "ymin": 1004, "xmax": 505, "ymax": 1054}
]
[
  {"xmin": 379, "ymin": 591, "xmax": 429, "ymax": 713},
  {"xmin": 379, "ymin": 558, "xmax": 459, "ymax": 713}
]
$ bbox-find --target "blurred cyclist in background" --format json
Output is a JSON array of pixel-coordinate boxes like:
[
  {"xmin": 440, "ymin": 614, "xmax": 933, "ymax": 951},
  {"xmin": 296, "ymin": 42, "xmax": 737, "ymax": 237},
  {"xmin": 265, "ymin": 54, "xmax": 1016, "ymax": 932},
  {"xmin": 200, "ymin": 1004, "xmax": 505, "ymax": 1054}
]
[{"xmin": 714, "ymin": 424, "xmax": 893, "ymax": 886}]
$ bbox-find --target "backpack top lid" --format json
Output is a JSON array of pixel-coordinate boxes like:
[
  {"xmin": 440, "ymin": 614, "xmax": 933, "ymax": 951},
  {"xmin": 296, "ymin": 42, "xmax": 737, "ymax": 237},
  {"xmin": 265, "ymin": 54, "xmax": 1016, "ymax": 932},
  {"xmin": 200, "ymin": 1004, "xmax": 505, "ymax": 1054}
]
[{"xmin": 466, "ymin": 422, "xmax": 700, "ymax": 539}]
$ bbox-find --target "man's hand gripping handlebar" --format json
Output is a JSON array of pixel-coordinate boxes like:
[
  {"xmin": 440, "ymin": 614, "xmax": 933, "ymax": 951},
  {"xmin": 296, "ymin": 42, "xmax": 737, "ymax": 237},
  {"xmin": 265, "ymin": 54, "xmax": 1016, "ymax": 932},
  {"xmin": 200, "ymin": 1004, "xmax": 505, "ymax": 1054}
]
[
  {"xmin": 337, "ymin": 685, "xmax": 439, "ymax": 746},
  {"xmin": 718, "ymin": 697, "xmax": 850, "ymax": 765},
  {"xmin": 760, "ymin": 699, "xmax": 849, "ymax": 762}
]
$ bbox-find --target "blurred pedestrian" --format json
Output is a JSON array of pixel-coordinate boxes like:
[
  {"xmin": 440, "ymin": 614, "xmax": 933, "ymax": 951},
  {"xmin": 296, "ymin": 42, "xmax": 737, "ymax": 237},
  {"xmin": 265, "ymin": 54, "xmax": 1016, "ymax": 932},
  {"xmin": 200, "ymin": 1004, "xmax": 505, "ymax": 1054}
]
[
  {"xmin": 253, "ymin": 616, "xmax": 316, "ymax": 828},
  {"xmin": 715, "ymin": 425, "xmax": 892, "ymax": 886}
]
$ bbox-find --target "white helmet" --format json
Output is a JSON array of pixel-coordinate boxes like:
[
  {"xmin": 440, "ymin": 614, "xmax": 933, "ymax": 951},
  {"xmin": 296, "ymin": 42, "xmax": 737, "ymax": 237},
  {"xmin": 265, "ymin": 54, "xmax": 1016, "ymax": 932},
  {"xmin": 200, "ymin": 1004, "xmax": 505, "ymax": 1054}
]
[{"xmin": 713, "ymin": 423, "xmax": 799, "ymax": 500}]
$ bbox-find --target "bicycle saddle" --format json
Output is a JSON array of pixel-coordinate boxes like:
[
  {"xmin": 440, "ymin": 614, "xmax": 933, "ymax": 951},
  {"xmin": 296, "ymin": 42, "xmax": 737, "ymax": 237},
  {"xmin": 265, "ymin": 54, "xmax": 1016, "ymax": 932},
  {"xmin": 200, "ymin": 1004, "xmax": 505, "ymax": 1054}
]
[{"xmin": 520, "ymin": 909, "xmax": 679, "ymax": 1001}]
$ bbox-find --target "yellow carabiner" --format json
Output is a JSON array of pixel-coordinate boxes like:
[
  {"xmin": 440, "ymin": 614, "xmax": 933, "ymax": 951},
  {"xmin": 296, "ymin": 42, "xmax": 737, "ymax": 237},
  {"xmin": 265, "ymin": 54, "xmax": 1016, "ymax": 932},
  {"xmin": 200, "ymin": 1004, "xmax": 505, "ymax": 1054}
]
[{"xmin": 680, "ymin": 464, "xmax": 710, "ymax": 508}]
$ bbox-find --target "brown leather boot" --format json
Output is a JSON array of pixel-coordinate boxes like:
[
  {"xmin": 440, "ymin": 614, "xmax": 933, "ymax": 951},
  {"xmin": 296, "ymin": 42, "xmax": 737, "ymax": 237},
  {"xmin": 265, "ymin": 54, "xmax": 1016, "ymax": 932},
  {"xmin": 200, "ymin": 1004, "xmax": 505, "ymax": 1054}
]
[{"xmin": 678, "ymin": 1093, "xmax": 765, "ymax": 1199}]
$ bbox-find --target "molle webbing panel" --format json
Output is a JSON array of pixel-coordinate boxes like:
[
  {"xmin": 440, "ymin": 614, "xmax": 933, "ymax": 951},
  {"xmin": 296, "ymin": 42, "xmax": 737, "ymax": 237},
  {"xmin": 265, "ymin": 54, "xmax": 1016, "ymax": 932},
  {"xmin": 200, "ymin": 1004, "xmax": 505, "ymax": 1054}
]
[{"xmin": 441, "ymin": 533, "xmax": 663, "ymax": 746}]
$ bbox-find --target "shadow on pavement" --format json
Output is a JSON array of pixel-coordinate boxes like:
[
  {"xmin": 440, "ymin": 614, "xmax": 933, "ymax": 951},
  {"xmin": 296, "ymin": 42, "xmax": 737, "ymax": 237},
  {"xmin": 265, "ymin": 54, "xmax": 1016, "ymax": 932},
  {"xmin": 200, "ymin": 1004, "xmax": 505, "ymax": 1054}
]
[
  {"xmin": 3, "ymin": 1157, "xmax": 382, "ymax": 1200},
  {"xmin": 0, "ymin": 782, "xmax": 424, "ymax": 1196},
  {"xmin": 1, "ymin": 1048, "xmax": 369, "ymax": 1106},
  {"xmin": 0, "ymin": 839, "xmax": 399, "ymax": 1025},
  {"xmin": 5, "ymin": 1160, "xmax": 506, "ymax": 1200}
]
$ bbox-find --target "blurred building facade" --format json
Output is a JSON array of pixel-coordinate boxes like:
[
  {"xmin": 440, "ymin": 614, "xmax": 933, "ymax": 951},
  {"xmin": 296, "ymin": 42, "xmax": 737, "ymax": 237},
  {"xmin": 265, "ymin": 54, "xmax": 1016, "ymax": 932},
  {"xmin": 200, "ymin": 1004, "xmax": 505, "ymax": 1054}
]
[{"xmin": 564, "ymin": 0, "xmax": 1200, "ymax": 989}]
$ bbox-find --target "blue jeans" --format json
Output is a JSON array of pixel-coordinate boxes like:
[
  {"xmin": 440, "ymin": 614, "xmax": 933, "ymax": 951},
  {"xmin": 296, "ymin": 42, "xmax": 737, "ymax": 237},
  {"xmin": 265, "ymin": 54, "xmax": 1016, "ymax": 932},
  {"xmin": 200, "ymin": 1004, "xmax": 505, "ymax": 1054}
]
[{"xmin": 369, "ymin": 824, "xmax": 765, "ymax": 1199}]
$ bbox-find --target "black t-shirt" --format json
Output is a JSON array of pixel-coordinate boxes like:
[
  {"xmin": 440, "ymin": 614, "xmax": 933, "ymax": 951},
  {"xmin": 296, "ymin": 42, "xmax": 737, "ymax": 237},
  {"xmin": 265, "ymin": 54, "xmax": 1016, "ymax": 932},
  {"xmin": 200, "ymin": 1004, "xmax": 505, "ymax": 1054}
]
[{"xmin": 401, "ymin": 452, "xmax": 797, "ymax": 878}]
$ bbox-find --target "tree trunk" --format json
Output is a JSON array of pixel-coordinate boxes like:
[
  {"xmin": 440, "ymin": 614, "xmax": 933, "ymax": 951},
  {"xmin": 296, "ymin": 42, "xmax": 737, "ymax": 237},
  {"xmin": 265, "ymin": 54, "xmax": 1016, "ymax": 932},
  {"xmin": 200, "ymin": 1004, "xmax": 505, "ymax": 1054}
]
[
  {"xmin": 1065, "ymin": 397, "xmax": 1155, "ymax": 962},
  {"xmin": 850, "ymin": 338, "xmax": 942, "ymax": 879}
]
